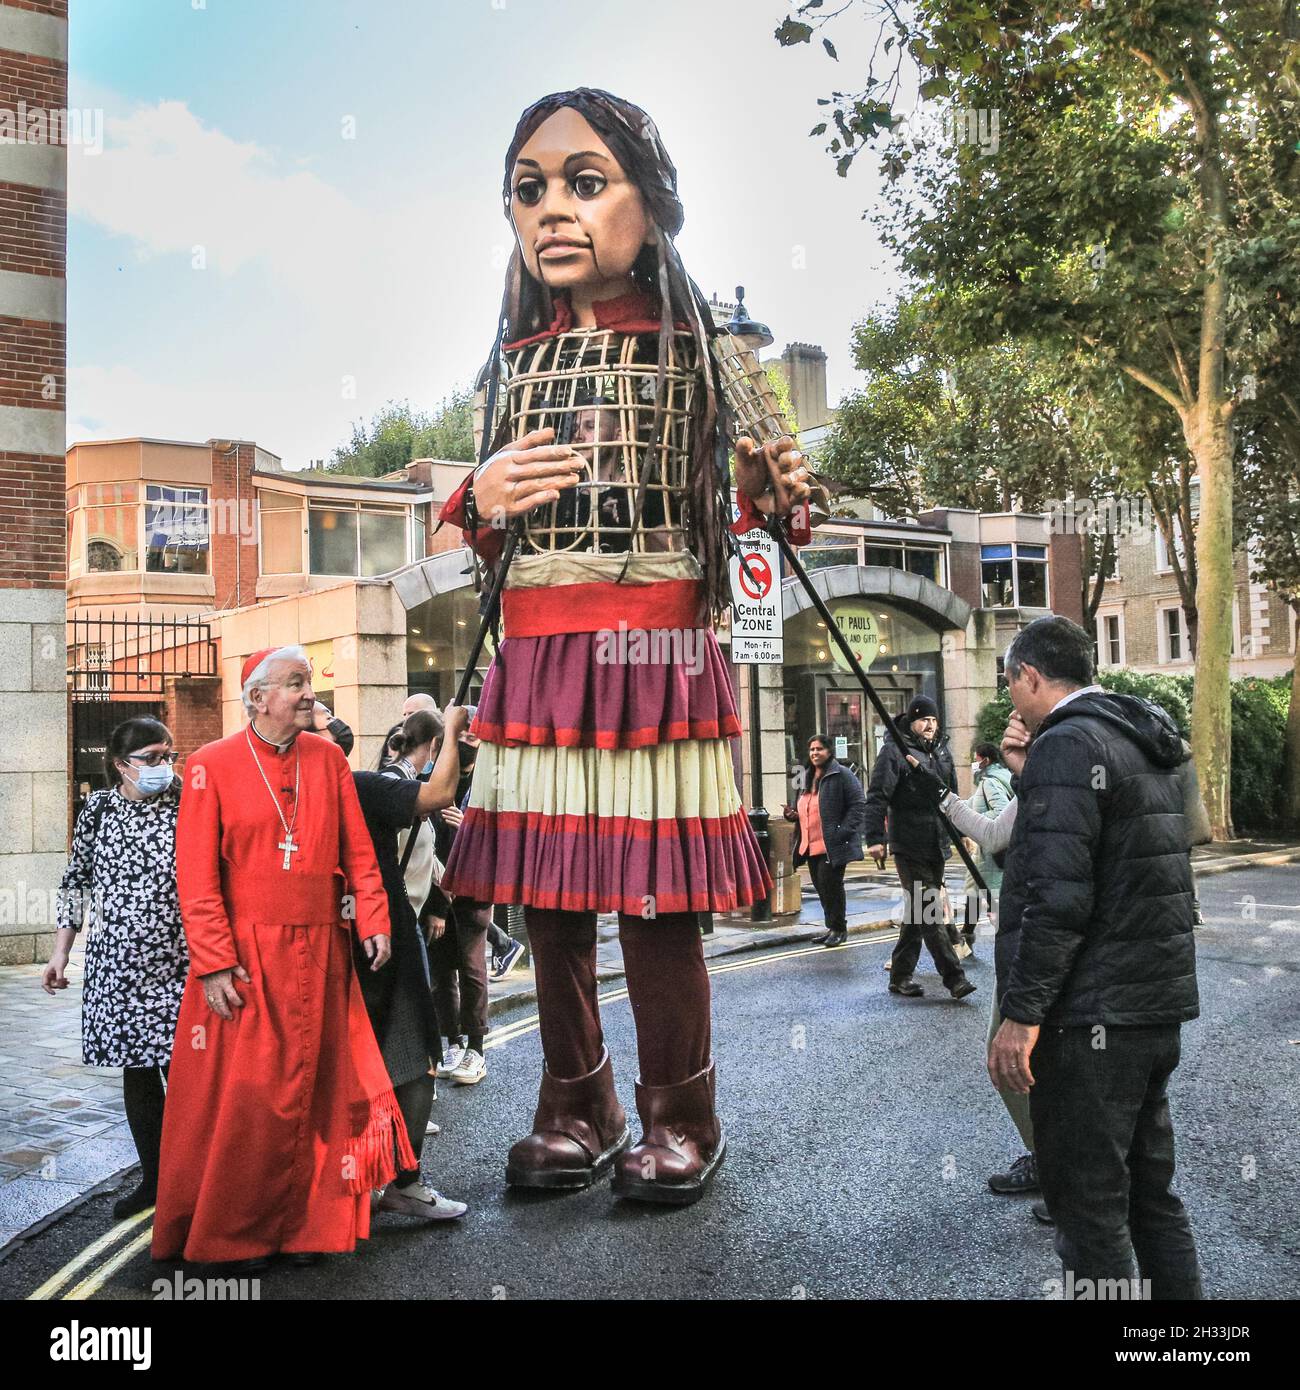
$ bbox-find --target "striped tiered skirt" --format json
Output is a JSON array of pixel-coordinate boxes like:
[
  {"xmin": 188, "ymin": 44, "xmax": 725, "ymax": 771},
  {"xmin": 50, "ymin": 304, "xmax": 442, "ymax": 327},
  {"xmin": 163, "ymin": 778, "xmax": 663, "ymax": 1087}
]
[{"xmin": 440, "ymin": 551, "xmax": 771, "ymax": 916}]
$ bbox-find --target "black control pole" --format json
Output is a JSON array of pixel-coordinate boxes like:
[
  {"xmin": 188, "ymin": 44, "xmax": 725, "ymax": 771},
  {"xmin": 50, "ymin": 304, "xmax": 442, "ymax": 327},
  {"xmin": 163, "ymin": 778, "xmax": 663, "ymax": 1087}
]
[
  {"xmin": 765, "ymin": 518, "xmax": 989, "ymax": 895},
  {"xmin": 453, "ymin": 520, "xmax": 522, "ymax": 708}
]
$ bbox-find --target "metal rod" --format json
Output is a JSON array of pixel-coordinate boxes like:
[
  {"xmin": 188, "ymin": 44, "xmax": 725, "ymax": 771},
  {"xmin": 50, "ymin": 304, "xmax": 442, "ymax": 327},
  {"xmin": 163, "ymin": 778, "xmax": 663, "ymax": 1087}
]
[
  {"xmin": 452, "ymin": 520, "xmax": 523, "ymax": 709},
  {"xmin": 765, "ymin": 518, "xmax": 989, "ymax": 895}
]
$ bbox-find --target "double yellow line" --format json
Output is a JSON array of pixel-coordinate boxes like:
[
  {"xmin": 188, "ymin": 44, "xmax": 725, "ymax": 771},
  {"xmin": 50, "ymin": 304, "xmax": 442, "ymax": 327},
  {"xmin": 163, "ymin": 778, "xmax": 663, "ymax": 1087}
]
[{"xmin": 27, "ymin": 930, "xmax": 893, "ymax": 1301}]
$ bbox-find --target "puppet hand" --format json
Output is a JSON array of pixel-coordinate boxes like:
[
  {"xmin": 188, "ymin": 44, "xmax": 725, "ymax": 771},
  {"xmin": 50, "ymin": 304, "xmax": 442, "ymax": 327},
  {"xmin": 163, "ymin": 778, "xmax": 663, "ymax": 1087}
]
[
  {"xmin": 734, "ymin": 435, "xmax": 811, "ymax": 516},
  {"xmin": 472, "ymin": 427, "xmax": 582, "ymax": 525},
  {"xmin": 364, "ymin": 934, "xmax": 392, "ymax": 971}
]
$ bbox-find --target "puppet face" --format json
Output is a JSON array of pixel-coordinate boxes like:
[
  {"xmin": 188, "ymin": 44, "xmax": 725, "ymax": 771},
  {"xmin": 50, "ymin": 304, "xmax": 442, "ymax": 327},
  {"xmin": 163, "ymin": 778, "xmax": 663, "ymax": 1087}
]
[{"xmin": 509, "ymin": 107, "xmax": 654, "ymax": 297}]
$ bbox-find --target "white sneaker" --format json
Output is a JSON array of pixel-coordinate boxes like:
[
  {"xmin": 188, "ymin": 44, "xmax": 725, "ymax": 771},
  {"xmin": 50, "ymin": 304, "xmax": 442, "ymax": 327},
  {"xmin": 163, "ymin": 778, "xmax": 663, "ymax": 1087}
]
[
  {"xmin": 450, "ymin": 1048, "xmax": 486, "ymax": 1086},
  {"xmin": 435, "ymin": 1044, "xmax": 465, "ymax": 1078},
  {"xmin": 377, "ymin": 1182, "xmax": 467, "ymax": 1220}
]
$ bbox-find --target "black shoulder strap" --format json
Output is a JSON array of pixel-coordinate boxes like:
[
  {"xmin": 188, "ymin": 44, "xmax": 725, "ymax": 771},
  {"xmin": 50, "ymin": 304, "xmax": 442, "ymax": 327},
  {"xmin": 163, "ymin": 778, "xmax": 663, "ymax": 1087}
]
[{"xmin": 399, "ymin": 815, "xmax": 425, "ymax": 874}]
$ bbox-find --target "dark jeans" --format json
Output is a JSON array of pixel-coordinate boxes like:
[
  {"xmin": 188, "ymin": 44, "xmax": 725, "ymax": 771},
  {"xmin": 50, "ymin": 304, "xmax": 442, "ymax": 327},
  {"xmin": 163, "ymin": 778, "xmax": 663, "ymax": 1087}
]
[
  {"xmin": 1030, "ymin": 1024, "xmax": 1203, "ymax": 1301},
  {"xmin": 429, "ymin": 897, "xmax": 490, "ymax": 1044},
  {"xmin": 807, "ymin": 854, "xmax": 847, "ymax": 934},
  {"xmin": 890, "ymin": 854, "xmax": 964, "ymax": 987}
]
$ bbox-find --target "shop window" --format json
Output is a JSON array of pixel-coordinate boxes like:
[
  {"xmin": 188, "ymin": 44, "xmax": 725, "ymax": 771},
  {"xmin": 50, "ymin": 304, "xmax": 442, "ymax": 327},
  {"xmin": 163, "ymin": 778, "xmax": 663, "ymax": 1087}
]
[
  {"xmin": 865, "ymin": 545, "xmax": 904, "ymax": 569},
  {"xmin": 905, "ymin": 548, "xmax": 938, "ymax": 582},
  {"xmin": 360, "ymin": 508, "xmax": 408, "ymax": 576},
  {"xmin": 145, "ymin": 485, "xmax": 209, "ymax": 574},
  {"xmin": 981, "ymin": 543, "xmax": 1049, "ymax": 608},
  {"xmin": 259, "ymin": 491, "xmax": 303, "ymax": 575},
  {"xmin": 309, "ymin": 507, "xmax": 359, "ymax": 576}
]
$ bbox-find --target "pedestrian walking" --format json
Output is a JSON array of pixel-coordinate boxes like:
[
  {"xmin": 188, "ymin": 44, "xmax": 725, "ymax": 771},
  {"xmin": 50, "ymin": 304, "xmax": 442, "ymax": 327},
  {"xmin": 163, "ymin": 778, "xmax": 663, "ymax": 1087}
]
[
  {"xmin": 987, "ymin": 616, "xmax": 1202, "ymax": 1299},
  {"xmin": 43, "ymin": 717, "xmax": 186, "ymax": 1220},
  {"xmin": 344, "ymin": 707, "xmax": 470, "ymax": 1221},
  {"xmin": 863, "ymin": 695, "xmax": 974, "ymax": 1001},
  {"xmin": 784, "ymin": 733, "xmax": 866, "ymax": 947},
  {"xmin": 958, "ymin": 742, "xmax": 1014, "ymax": 952}
]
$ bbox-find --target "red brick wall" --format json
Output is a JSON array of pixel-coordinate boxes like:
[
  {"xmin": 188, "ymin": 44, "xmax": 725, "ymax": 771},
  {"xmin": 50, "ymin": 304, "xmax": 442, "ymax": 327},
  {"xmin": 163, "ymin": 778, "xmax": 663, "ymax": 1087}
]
[
  {"xmin": 1050, "ymin": 531, "xmax": 1085, "ymax": 624},
  {"xmin": 0, "ymin": 314, "xmax": 64, "ymax": 407},
  {"xmin": 209, "ymin": 442, "xmax": 259, "ymax": 609},
  {"xmin": 0, "ymin": 183, "xmax": 65, "ymax": 277},
  {"xmin": 0, "ymin": 46, "xmax": 66, "ymax": 110},
  {"xmin": 0, "ymin": 449, "xmax": 63, "ymax": 588},
  {"xmin": 162, "ymin": 676, "xmax": 223, "ymax": 767}
]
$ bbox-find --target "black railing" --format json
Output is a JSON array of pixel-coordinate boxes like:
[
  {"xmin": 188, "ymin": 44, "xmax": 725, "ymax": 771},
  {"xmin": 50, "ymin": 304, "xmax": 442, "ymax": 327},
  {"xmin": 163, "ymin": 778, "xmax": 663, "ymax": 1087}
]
[{"xmin": 67, "ymin": 611, "xmax": 216, "ymax": 701}]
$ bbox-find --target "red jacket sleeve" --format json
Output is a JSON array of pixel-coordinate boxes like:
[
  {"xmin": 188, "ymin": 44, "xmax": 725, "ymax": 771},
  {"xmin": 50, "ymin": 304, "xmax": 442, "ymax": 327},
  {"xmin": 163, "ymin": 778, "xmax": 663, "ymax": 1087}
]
[
  {"xmin": 440, "ymin": 473, "xmax": 506, "ymax": 564},
  {"xmin": 333, "ymin": 747, "xmax": 392, "ymax": 941},
  {"xmin": 176, "ymin": 754, "xmax": 240, "ymax": 978},
  {"xmin": 731, "ymin": 490, "xmax": 812, "ymax": 546}
]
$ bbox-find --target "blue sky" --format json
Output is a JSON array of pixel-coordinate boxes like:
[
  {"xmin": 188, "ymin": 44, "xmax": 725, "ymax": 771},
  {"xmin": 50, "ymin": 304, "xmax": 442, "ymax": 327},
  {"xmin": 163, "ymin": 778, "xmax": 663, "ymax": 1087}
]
[{"xmin": 67, "ymin": 0, "xmax": 904, "ymax": 465}]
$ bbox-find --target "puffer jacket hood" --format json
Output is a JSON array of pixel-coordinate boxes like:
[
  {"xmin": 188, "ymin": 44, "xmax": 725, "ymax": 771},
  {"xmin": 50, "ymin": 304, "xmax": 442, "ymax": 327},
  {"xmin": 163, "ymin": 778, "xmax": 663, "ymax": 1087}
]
[{"xmin": 1040, "ymin": 691, "xmax": 1186, "ymax": 770}]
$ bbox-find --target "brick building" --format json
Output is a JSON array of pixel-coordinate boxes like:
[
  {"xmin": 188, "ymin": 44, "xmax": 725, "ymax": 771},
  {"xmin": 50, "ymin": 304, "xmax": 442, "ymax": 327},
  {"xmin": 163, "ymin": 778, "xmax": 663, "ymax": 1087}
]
[
  {"xmin": 0, "ymin": 0, "xmax": 68, "ymax": 965},
  {"xmin": 1090, "ymin": 516, "xmax": 1297, "ymax": 679}
]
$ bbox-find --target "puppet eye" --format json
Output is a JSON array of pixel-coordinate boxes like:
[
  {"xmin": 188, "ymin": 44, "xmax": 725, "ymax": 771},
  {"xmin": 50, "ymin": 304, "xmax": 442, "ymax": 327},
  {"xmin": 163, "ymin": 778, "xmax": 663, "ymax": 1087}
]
[
  {"xmin": 514, "ymin": 178, "xmax": 543, "ymax": 206},
  {"xmin": 573, "ymin": 172, "xmax": 607, "ymax": 199}
]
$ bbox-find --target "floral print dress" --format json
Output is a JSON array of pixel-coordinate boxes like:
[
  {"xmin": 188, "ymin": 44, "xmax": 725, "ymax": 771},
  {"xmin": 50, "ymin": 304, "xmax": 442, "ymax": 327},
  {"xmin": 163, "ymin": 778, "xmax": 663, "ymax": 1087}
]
[{"xmin": 57, "ymin": 785, "xmax": 188, "ymax": 1067}]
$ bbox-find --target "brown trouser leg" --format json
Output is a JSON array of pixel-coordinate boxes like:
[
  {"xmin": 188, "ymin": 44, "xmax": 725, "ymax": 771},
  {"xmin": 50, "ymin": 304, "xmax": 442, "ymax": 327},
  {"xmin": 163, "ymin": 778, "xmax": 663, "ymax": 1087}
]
[
  {"xmin": 524, "ymin": 907, "xmax": 605, "ymax": 1078},
  {"xmin": 617, "ymin": 912, "xmax": 712, "ymax": 1087}
]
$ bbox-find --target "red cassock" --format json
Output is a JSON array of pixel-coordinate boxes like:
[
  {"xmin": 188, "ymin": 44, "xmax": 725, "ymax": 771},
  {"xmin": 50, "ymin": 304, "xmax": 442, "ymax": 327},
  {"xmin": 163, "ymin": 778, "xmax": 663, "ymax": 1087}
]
[{"xmin": 152, "ymin": 728, "xmax": 414, "ymax": 1264}]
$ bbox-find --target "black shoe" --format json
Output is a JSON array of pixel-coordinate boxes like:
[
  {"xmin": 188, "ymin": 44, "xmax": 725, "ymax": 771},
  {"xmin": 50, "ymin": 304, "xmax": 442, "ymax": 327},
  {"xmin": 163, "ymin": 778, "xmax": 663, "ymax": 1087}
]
[
  {"xmin": 1031, "ymin": 1200, "xmax": 1054, "ymax": 1226},
  {"xmin": 988, "ymin": 1152, "xmax": 1039, "ymax": 1194},
  {"xmin": 948, "ymin": 976, "xmax": 977, "ymax": 1000},
  {"xmin": 888, "ymin": 978, "xmax": 924, "ymax": 997},
  {"xmin": 112, "ymin": 1184, "xmax": 156, "ymax": 1221},
  {"xmin": 822, "ymin": 929, "xmax": 847, "ymax": 948},
  {"xmin": 492, "ymin": 937, "xmax": 527, "ymax": 979},
  {"xmin": 282, "ymin": 1252, "xmax": 323, "ymax": 1267}
]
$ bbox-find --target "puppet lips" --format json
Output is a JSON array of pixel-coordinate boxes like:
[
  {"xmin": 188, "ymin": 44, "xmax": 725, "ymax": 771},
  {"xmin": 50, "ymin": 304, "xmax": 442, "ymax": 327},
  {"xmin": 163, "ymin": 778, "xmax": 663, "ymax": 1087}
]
[{"xmin": 537, "ymin": 238, "xmax": 589, "ymax": 257}]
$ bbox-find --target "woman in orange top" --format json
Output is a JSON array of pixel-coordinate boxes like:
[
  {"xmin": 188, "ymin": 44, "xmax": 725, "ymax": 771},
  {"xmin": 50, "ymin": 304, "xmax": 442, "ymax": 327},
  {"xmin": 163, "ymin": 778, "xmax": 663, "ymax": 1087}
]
[{"xmin": 784, "ymin": 734, "xmax": 867, "ymax": 948}]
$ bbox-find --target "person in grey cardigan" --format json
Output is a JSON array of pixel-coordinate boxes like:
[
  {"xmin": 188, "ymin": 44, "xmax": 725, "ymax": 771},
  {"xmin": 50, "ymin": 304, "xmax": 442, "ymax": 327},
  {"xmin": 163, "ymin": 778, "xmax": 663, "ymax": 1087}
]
[{"xmin": 784, "ymin": 734, "xmax": 867, "ymax": 947}]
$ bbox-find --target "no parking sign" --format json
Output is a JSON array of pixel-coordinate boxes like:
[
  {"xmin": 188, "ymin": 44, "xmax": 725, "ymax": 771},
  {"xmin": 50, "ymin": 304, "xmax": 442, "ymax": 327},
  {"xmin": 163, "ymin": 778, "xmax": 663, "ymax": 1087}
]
[{"xmin": 729, "ymin": 527, "xmax": 783, "ymax": 664}]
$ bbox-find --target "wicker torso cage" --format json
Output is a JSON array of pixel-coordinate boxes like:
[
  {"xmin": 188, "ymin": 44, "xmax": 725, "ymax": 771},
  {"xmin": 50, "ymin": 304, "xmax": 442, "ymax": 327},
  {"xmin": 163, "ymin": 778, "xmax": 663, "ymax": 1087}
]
[{"xmin": 475, "ymin": 326, "xmax": 795, "ymax": 558}]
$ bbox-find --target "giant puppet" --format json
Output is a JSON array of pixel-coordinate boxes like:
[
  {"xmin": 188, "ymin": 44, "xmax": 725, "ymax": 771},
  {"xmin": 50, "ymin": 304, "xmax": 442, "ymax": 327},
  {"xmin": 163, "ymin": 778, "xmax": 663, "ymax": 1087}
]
[{"xmin": 439, "ymin": 89, "xmax": 816, "ymax": 1205}]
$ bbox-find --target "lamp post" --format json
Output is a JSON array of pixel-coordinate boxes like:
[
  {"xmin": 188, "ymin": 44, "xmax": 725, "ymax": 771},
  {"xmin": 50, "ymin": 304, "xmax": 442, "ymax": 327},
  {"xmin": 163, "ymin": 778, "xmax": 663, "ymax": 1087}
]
[{"xmin": 724, "ymin": 288, "xmax": 778, "ymax": 923}]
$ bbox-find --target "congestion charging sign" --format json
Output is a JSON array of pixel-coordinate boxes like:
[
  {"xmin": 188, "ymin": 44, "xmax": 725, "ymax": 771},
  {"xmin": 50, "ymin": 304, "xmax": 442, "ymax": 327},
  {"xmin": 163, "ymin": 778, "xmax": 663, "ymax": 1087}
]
[{"xmin": 729, "ymin": 520, "xmax": 783, "ymax": 664}]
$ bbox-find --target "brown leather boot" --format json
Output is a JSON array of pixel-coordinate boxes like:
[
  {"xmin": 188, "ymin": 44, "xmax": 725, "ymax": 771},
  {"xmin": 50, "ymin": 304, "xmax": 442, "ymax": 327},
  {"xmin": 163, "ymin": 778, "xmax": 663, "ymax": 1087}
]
[
  {"xmin": 505, "ymin": 1048, "xmax": 630, "ymax": 1190},
  {"xmin": 611, "ymin": 1061, "xmax": 726, "ymax": 1206}
]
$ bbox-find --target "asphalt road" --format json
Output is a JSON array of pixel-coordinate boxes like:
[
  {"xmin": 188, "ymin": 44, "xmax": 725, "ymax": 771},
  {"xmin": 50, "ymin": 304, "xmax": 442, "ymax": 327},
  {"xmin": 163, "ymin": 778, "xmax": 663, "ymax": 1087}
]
[{"xmin": 4, "ymin": 863, "xmax": 1299, "ymax": 1303}]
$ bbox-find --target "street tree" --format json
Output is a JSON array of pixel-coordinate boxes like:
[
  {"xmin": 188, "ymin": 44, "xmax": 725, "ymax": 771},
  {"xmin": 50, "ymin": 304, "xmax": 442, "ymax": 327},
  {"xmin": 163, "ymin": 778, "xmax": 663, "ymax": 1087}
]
[{"xmin": 777, "ymin": 0, "xmax": 1300, "ymax": 837}]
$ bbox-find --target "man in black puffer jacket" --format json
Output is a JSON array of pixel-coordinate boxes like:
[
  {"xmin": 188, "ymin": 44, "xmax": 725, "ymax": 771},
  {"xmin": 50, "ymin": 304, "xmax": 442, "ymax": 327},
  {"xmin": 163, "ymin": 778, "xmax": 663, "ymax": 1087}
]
[
  {"xmin": 988, "ymin": 616, "xmax": 1202, "ymax": 1301},
  {"xmin": 864, "ymin": 695, "xmax": 973, "ymax": 1000}
]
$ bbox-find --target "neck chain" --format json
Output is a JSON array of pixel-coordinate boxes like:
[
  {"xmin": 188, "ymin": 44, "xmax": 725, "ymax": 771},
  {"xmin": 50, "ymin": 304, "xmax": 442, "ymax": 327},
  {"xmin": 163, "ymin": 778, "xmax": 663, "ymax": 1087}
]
[{"xmin": 245, "ymin": 728, "xmax": 302, "ymax": 870}]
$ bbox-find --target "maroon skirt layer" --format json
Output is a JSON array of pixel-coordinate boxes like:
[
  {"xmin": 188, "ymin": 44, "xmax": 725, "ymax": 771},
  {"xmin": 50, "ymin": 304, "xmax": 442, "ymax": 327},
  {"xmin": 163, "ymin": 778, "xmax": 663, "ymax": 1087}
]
[
  {"xmin": 472, "ymin": 628, "xmax": 741, "ymax": 750},
  {"xmin": 443, "ymin": 806, "xmax": 771, "ymax": 917}
]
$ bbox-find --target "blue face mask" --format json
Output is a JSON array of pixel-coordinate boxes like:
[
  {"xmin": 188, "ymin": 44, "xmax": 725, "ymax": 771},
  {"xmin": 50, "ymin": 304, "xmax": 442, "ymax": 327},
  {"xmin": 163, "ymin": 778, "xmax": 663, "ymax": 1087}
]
[
  {"xmin": 422, "ymin": 759, "xmax": 434, "ymax": 777},
  {"xmin": 131, "ymin": 763, "xmax": 173, "ymax": 796}
]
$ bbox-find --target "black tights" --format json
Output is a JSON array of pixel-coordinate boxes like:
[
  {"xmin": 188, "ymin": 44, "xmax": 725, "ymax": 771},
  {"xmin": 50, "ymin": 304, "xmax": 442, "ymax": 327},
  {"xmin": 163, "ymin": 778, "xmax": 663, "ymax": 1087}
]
[
  {"xmin": 122, "ymin": 1064, "xmax": 168, "ymax": 1196},
  {"xmin": 393, "ymin": 1073, "xmax": 436, "ymax": 1189}
]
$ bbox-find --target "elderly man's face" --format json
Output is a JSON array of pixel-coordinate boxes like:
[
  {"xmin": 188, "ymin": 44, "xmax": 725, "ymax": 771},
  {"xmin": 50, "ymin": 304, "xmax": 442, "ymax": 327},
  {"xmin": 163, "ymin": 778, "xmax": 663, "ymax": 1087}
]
[
  {"xmin": 255, "ymin": 659, "xmax": 315, "ymax": 731},
  {"xmin": 403, "ymin": 693, "xmax": 437, "ymax": 719}
]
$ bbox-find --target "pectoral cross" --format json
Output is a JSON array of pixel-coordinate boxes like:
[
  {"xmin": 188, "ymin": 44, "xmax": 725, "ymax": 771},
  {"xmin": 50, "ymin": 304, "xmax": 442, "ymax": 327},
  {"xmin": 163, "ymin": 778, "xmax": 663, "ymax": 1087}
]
[{"xmin": 278, "ymin": 832, "xmax": 300, "ymax": 871}]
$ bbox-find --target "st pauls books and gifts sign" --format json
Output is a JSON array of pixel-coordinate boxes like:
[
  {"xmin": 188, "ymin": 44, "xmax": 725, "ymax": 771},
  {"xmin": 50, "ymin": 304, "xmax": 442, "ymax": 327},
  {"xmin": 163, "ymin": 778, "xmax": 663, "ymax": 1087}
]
[{"xmin": 728, "ymin": 522, "xmax": 783, "ymax": 665}]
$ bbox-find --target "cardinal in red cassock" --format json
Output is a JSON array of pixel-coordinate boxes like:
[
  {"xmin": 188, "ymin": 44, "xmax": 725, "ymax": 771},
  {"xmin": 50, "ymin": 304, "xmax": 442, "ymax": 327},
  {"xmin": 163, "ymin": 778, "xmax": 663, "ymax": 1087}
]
[{"xmin": 152, "ymin": 645, "xmax": 412, "ymax": 1265}]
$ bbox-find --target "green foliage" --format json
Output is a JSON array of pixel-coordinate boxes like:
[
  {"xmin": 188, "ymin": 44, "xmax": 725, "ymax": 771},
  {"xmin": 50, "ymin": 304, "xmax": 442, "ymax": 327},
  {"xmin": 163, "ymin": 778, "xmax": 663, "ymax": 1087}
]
[
  {"xmin": 972, "ymin": 671, "xmax": 1294, "ymax": 836},
  {"xmin": 327, "ymin": 390, "xmax": 475, "ymax": 477}
]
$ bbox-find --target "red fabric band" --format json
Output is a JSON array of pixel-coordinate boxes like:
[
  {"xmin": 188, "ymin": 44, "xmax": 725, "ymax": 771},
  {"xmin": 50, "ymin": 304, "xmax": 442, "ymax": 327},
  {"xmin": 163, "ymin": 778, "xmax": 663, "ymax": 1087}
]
[{"xmin": 501, "ymin": 577, "xmax": 706, "ymax": 638}]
